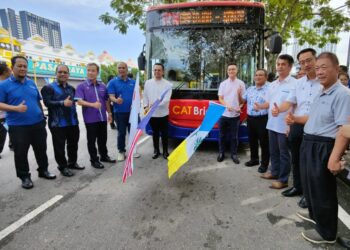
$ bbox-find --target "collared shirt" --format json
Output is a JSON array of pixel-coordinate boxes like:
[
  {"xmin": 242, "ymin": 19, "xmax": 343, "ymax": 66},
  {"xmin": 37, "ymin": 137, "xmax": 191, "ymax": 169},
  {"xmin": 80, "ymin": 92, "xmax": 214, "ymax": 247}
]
[
  {"xmin": 107, "ymin": 76, "xmax": 135, "ymax": 113},
  {"xmin": 242, "ymin": 83, "xmax": 269, "ymax": 116},
  {"xmin": 75, "ymin": 79, "xmax": 108, "ymax": 124},
  {"xmin": 286, "ymin": 75, "xmax": 322, "ymax": 116},
  {"xmin": 218, "ymin": 78, "xmax": 246, "ymax": 118},
  {"xmin": 0, "ymin": 75, "xmax": 44, "ymax": 126},
  {"xmin": 266, "ymin": 75, "xmax": 297, "ymax": 134},
  {"xmin": 304, "ymin": 82, "xmax": 350, "ymax": 138},
  {"xmin": 41, "ymin": 81, "xmax": 78, "ymax": 128}
]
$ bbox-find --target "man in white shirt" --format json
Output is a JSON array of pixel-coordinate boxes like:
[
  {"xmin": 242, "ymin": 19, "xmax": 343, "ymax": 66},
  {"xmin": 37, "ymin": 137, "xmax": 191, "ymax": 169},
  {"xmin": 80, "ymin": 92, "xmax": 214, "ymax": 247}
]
[
  {"xmin": 217, "ymin": 63, "xmax": 246, "ymax": 164},
  {"xmin": 143, "ymin": 63, "xmax": 172, "ymax": 159},
  {"xmin": 272, "ymin": 48, "xmax": 321, "ymax": 208},
  {"xmin": 258, "ymin": 54, "xmax": 297, "ymax": 189}
]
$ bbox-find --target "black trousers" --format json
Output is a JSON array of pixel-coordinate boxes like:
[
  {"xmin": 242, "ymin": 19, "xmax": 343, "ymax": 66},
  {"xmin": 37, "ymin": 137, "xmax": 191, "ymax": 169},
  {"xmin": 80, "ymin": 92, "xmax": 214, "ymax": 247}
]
[
  {"xmin": 85, "ymin": 121, "xmax": 108, "ymax": 162},
  {"xmin": 0, "ymin": 119, "xmax": 7, "ymax": 154},
  {"xmin": 8, "ymin": 120, "xmax": 48, "ymax": 178},
  {"xmin": 300, "ymin": 134, "xmax": 337, "ymax": 241},
  {"xmin": 149, "ymin": 116, "xmax": 168, "ymax": 153},
  {"xmin": 50, "ymin": 125, "xmax": 79, "ymax": 168},
  {"xmin": 288, "ymin": 124, "xmax": 304, "ymax": 192},
  {"xmin": 247, "ymin": 115, "xmax": 269, "ymax": 166},
  {"xmin": 218, "ymin": 116, "xmax": 240, "ymax": 155}
]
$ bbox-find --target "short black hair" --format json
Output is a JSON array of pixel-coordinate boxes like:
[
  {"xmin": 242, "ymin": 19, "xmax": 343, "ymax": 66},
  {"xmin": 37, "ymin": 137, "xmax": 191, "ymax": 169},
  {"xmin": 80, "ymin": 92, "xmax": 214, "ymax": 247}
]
[
  {"xmin": 267, "ymin": 72, "xmax": 276, "ymax": 82},
  {"xmin": 107, "ymin": 75, "xmax": 114, "ymax": 82},
  {"xmin": 297, "ymin": 48, "xmax": 317, "ymax": 60},
  {"xmin": 317, "ymin": 52, "xmax": 339, "ymax": 66},
  {"xmin": 87, "ymin": 62, "xmax": 100, "ymax": 73},
  {"xmin": 278, "ymin": 54, "xmax": 294, "ymax": 66},
  {"xmin": 55, "ymin": 64, "xmax": 69, "ymax": 74},
  {"xmin": 11, "ymin": 56, "xmax": 28, "ymax": 66},
  {"xmin": 340, "ymin": 65, "xmax": 348, "ymax": 73},
  {"xmin": 227, "ymin": 62, "xmax": 237, "ymax": 68},
  {"xmin": 0, "ymin": 63, "xmax": 10, "ymax": 76},
  {"xmin": 154, "ymin": 63, "xmax": 164, "ymax": 71}
]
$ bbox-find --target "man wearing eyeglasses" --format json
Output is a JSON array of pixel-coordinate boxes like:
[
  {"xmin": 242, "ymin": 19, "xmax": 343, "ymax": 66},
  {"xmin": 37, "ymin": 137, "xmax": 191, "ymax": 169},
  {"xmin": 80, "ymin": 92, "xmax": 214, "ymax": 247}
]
[
  {"xmin": 271, "ymin": 48, "xmax": 321, "ymax": 208},
  {"xmin": 41, "ymin": 64, "xmax": 85, "ymax": 177}
]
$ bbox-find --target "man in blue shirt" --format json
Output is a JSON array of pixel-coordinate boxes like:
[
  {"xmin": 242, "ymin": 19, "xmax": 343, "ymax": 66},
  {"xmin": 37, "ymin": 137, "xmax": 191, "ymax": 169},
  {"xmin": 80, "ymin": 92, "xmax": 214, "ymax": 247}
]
[
  {"xmin": 41, "ymin": 64, "xmax": 85, "ymax": 177},
  {"xmin": 240, "ymin": 69, "xmax": 270, "ymax": 173},
  {"xmin": 108, "ymin": 62, "xmax": 135, "ymax": 162},
  {"xmin": 0, "ymin": 56, "xmax": 56, "ymax": 189}
]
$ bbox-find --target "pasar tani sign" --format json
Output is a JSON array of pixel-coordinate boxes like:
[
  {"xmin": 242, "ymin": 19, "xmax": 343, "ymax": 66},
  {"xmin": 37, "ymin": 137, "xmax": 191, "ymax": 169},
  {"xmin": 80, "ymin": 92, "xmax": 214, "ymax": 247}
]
[{"xmin": 27, "ymin": 60, "xmax": 88, "ymax": 79}]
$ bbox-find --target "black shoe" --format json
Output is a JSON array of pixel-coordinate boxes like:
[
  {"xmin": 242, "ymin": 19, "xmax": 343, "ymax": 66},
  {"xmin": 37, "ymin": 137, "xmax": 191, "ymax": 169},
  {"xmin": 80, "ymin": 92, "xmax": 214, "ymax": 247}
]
[
  {"xmin": 38, "ymin": 171, "xmax": 56, "ymax": 180},
  {"xmin": 281, "ymin": 187, "xmax": 302, "ymax": 197},
  {"xmin": 58, "ymin": 167, "xmax": 74, "ymax": 177},
  {"xmin": 231, "ymin": 155, "xmax": 240, "ymax": 164},
  {"xmin": 68, "ymin": 163, "xmax": 85, "ymax": 170},
  {"xmin": 100, "ymin": 156, "xmax": 116, "ymax": 163},
  {"xmin": 163, "ymin": 152, "xmax": 169, "ymax": 159},
  {"xmin": 298, "ymin": 196, "xmax": 308, "ymax": 209},
  {"xmin": 217, "ymin": 153, "xmax": 225, "ymax": 162},
  {"xmin": 21, "ymin": 177, "xmax": 33, "ymax": 189},
  {"xmin": 152, "ymin": 151, "xmax": 160, "ymax": 159},
  {"xmin": 91, "ymin": 161, "xmax": 104, "ymax": 169},
  {"xmin": 258, "ymin": 165, "xmax": 268, "ymax": 173},
  {"xmin": 244, "ymin": 160, "xmax": 259, "ymax": 167}
]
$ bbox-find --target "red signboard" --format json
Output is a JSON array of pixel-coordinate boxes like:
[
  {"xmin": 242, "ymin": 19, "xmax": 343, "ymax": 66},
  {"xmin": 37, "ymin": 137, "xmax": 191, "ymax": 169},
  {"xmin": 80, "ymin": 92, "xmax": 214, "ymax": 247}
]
[{"xmin": 169, "ymin": 99, "xmax": 247, "ymax": 129}]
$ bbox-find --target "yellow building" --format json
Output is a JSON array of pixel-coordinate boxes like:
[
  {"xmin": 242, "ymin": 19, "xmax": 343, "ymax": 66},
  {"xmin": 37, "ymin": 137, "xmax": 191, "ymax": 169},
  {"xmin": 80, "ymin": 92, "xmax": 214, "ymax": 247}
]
[{"xmin": 0, "ymin": 27, "xmax": 22, "ymax": 65}]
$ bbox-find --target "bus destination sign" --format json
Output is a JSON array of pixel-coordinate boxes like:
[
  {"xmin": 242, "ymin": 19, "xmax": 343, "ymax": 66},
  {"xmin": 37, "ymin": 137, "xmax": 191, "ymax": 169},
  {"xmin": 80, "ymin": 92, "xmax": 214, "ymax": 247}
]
[{"xmin": 160, "ymin": 9, "xmax": 246, "ymax": 26}]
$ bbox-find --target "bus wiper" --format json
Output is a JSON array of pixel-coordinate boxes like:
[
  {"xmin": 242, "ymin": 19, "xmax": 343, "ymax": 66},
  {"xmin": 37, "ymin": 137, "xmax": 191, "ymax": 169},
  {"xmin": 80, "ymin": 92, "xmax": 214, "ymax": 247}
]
[{"xmin": 174, "ymin": 82, "xmax": 186, "ymax": 90}]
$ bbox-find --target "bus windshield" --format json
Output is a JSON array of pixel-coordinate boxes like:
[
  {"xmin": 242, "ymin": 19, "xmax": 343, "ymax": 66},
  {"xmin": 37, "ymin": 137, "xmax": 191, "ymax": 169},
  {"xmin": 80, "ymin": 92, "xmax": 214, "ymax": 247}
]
[{"xmin": 148, "ymin": 28, "xmax": 259, "ymax": 90}]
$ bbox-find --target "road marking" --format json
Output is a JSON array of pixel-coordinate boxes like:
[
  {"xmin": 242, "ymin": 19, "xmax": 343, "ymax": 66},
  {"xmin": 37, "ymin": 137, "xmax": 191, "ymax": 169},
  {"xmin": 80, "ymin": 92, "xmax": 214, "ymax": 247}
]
[
  {"xmin": 137, "ymin": 135, "xmax": 150, "ymax": 146},
  {"xmin": 339, "ymin": 205, "xmax": 350, "ymax": 230},
  {"xmin": 0, "ymin": 195, "xmax": 63, "ymax": 241},
  {"xmin": 190, "ymin": 164, "xmax": 231, "ymax": 173},
  {"xmin": 241, "ymin": 192, "xmax": 280, "ymax": 206}
]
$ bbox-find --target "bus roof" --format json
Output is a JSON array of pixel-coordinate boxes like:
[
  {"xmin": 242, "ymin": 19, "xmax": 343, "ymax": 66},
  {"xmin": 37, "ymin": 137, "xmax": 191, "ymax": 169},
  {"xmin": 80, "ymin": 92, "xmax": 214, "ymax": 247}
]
[{"xmin": 148, "ymin": 1, "xmax": 264, "ymax": 11}]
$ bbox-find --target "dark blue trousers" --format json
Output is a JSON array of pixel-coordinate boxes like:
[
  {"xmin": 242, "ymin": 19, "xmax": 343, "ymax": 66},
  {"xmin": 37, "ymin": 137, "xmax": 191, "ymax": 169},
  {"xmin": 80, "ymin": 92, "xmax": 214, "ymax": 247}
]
[
  {"xmin": 218, "ymin": 116, "xmax": 240, "ymax": 155},
  {"xmin": 268, "ymin": 130, "xmax": 291, "ymax": 183},
  {"xmin": 114, "ymin": 112, "xmax": 130, "ymax": 153}
]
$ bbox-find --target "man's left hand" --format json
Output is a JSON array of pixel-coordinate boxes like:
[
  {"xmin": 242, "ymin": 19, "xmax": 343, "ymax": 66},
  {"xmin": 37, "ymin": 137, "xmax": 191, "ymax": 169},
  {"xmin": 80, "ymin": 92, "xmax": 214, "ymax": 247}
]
[{"xmin": 328, "ymin": 158, "xmax": 345, "ymax": 175}]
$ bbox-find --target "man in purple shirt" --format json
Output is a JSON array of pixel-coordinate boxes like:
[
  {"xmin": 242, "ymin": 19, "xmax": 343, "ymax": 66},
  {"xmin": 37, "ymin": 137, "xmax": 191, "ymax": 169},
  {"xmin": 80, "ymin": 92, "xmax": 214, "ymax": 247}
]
[{"xmin": 75, "ymin": 63, "xmax": 115, "ymax": 169}]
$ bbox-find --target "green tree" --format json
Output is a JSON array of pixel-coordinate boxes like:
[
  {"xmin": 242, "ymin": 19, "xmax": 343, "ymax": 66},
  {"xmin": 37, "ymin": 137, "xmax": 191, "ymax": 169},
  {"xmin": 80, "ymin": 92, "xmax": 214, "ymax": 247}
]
[
  {"xmin": 100, "ymin": 0, "xmax": 350, "ymax": 71},
  {"xmin": 100, "ymin": 62, "xmax": 144, "ymax": 86},
  {"xmin": 100, "ymin": 63, "xmax": 118, "ymax": 83},
  {"xmin": 263, "ymin": 0, "xmax": 350, "ymax": 71}
]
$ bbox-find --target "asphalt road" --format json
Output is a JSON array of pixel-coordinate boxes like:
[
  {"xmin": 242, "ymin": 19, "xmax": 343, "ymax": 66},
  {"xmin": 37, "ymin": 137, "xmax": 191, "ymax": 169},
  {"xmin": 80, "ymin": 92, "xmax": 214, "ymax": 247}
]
[{"xmin": 0, "ymin": 108, "xmax": 350, "ymax": 250}]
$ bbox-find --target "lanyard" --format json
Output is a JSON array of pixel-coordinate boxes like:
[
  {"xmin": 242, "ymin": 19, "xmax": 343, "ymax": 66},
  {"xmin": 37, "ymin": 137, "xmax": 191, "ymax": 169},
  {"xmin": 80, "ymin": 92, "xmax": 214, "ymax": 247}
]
[{"xmin": 93, "ymin": 84, "xmax": 104, "ymax": 121}]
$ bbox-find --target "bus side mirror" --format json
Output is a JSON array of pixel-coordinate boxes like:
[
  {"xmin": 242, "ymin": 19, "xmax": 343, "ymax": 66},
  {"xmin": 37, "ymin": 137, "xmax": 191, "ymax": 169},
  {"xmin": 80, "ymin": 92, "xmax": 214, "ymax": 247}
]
[
  {"xmin": 268, "ymin": 33, "xmax": 282, "ymax": 54},
  {"xmin": 138, "ymin": 44, "xmax": 146, "ymax": 70}
]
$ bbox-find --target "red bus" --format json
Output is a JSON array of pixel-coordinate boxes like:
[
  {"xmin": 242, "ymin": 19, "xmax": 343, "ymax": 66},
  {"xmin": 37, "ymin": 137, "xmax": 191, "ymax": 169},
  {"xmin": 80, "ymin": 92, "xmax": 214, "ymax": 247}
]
[{"xmin": 139, "ymin": 1, "xmax": 281, "ymax": 141}]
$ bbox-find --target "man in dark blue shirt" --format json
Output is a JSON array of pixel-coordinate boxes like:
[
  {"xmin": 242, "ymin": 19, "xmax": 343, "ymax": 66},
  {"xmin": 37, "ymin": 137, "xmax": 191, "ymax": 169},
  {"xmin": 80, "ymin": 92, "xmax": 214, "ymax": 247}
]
[
  {"xmin": 0, "ymin": 56, "xmax": 56, "ymax": 189},
  {"xmin": 41, "ymin": 64, "xmax": 85, "ymax": 177}
]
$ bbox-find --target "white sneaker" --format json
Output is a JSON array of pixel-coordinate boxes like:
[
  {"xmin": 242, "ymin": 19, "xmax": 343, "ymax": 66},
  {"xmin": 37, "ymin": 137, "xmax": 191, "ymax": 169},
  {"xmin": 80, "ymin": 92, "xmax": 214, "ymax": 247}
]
[
  {"xmin": 117, "ymin": 152, "xmax": 125, "ymax": 162},
  {"xmin": 133, "ymin": 153, "xmax": 141, "ymax": 158}
]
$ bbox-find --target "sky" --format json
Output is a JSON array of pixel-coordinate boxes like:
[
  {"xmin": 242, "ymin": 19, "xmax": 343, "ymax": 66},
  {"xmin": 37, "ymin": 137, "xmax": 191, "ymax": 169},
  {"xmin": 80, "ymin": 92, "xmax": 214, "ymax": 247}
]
[
  {"xmin": 0, "ymin": 0, "xmax": 145, "ymax": 63},
  {"xmin": 0, "ymin": 0, "xmax": 349, "ymax": 65}
]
